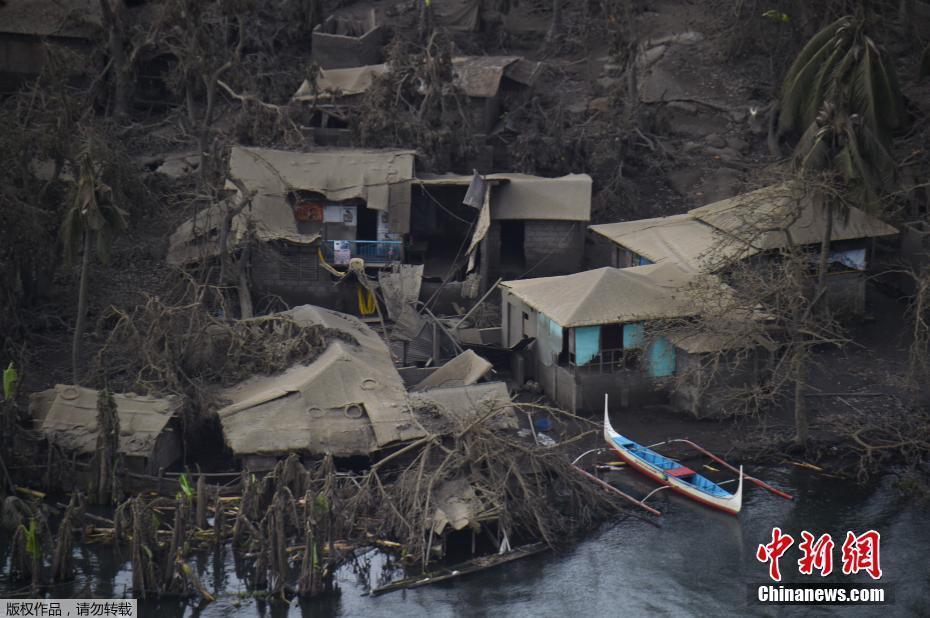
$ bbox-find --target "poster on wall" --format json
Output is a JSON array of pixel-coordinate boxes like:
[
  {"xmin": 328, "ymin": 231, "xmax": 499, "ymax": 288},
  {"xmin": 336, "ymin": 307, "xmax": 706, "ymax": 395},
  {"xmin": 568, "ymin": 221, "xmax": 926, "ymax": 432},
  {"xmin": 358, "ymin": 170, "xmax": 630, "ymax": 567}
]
[
  {"xmin": 293, "ymin": 201, "xmax": 324, "ymax": 222},
  {"xmin": 333, "ymin": 240, "xmax": 351, "ymax": 266},
  {"xmin": 325, "ymin": 205, "xmax": 357, "ymax": 226},
  {"xmin": 377, "ymin": 210, "xmax": 401, "ymax": 241}
]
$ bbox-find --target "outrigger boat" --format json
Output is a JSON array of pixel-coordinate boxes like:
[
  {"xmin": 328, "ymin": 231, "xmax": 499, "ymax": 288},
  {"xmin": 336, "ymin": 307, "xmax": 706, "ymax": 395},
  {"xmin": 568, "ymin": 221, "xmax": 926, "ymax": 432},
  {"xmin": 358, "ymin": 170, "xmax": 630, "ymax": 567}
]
[{"xmin": 603, "ymin": 402, "xmax": 744, "ymax": 515}]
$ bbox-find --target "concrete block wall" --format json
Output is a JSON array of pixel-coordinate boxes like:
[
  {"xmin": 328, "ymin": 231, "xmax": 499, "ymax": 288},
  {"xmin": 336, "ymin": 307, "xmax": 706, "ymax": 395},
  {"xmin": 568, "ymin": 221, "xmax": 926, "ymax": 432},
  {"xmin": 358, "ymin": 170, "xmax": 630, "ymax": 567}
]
[
  {"xmin": 584, "ymin": 231, "xmax": 617, "ymax": 269},
  {"xmin": 523, "ymin": 220, "xmax": 584, "ymax": 276},
  {"xmin": 251, "ymin": 242, "xmax": 353, "ymax": 311},
  {"xmin": 311, "ymin": 19, "xmax": 384, "ymax": 69}
]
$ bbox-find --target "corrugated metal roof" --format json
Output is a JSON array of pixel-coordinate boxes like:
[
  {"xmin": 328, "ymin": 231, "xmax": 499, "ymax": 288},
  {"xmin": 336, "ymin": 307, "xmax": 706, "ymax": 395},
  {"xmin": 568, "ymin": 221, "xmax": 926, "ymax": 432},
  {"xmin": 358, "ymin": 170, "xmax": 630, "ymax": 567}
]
[
  {"xmin": 589, "ymin": 214, "xmax": 741, "ymax": 273},
  {"xmin": 592, "ymin": 184, "xmax": 898, "ymax": 272},
  {"xmin": 689, "ymin": 183, "xmax": 899, "ymax": 253}
]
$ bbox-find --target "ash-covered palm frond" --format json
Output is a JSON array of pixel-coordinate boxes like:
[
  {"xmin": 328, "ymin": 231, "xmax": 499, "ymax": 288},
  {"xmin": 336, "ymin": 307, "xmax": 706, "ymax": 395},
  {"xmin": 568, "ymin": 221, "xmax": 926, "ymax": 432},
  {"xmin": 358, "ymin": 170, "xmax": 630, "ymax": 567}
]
[{"xmin": 778, "ymin": 15, "xmax": 907, "ymax": 148}]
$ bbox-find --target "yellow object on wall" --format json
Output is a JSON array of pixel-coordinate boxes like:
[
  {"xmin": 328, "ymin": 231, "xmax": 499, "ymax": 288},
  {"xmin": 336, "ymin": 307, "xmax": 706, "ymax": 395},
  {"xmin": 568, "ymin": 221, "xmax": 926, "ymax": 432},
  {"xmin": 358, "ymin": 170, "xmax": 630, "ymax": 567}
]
[{"xmin": 357, "ymin": 285, "xmax": 376, "ymax": 315}]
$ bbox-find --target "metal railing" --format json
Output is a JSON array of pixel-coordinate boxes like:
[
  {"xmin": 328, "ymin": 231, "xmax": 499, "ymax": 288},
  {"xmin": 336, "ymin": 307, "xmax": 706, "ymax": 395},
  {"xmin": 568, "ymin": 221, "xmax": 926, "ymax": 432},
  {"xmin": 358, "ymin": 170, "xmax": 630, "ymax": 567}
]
[
  {"xmin": 322, "ymin": 240, "xmax": 403, "ymax": 265},
  {"xmin": 568, "ymin": 348, "xmax": 631, "ymax": 373}
]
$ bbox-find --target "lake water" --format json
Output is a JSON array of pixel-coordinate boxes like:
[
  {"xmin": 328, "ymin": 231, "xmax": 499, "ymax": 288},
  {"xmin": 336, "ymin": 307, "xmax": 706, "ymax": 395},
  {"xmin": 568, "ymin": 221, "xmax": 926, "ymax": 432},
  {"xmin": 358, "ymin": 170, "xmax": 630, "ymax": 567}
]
[{"xmin": 2, "ymin": 467, "xmax": 927, "ymax": 617}]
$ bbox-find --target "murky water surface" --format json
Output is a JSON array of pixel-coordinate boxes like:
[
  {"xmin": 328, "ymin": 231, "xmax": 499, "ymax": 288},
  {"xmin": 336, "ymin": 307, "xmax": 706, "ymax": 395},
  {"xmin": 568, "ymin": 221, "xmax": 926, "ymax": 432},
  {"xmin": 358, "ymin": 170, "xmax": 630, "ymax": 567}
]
[{"xmin": 2, "ymin": 467, "xmax": 927, "ymax": 617}]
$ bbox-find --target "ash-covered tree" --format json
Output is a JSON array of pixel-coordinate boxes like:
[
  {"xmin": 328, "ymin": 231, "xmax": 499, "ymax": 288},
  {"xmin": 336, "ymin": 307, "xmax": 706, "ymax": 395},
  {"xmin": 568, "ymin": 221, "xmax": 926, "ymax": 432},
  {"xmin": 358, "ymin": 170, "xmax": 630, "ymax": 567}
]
[
  {"xmin": 160, "ymin": 0, "xmax": 253, "ymax": 182},
  {"xmin": 777, "ymin": 12, "xmax": 907, "ymax": 180},
  {"xmin": 662, "ymin": 183, "xmax": 848, "ymax": 446},
  {"xmin": 61, "ymin": 137, "xmax": 128, "ymax": 384},
  {"xmin": 96, "ymin": 0, "xmax": 167, "ymax": 118},
  {"xmin": 0, "ymin": 48, "xmax": 98, "ymax": 360},
  {"xmin": 779, "ymin": 11, "xmax": 906, "ymax": 382}
]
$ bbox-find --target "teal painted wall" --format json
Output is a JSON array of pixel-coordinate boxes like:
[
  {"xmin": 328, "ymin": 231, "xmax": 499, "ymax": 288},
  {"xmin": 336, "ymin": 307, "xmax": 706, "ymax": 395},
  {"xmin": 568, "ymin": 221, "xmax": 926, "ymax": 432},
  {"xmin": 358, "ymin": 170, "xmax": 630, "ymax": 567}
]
[
  {"xmin": 623, "ymin": 322, "xmax": 645, "ymax": 349},
  {"xmin": 646, "ymin": 336, "xmax": 676, "ymax": 377},
  {"xmin": 574, "ymin": 325, "xmax": 600, "ymax": 365}
]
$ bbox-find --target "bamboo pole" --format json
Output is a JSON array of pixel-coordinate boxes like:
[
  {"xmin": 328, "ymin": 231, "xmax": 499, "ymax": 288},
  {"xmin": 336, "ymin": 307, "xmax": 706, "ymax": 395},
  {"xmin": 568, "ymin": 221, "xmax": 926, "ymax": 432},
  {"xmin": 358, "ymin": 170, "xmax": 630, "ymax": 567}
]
[{"xmin": 570, "ymin": 465, "xmax": 661, "ymax": 516}]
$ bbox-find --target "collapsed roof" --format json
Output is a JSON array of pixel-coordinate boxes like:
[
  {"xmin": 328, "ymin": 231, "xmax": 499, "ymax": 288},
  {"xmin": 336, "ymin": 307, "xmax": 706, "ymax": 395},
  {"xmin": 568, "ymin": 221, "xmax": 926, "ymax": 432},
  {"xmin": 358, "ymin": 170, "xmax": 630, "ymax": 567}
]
[
  {"xmin": 500, "ymin": 263, "xmax": 730, "ymax": 328},
  {"xmin": 411, "ymin": 349, "xmax": 492, "ymax": 392},
  {"xmin": 167, "ymin": 146, "xmax": 415, "ymax": 265},
  {"xmin": 591, "ymin": 184, "xmax": 899, "ymax": 273},
  {"xmin": 217, "ymin": 305, "xmax": 425, "ymax": 459},
  {"xmin": 29, "ymin": 384, "xmax": 181, "ymax": 459},
  {"xmin": 410, "ymin": 381, "xmax": 518, "ymax": 433}
]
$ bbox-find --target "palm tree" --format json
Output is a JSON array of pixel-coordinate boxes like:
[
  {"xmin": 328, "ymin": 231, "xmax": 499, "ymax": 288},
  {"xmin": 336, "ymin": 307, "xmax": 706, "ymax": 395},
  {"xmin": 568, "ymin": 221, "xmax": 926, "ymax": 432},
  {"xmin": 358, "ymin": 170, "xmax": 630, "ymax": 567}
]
[
  {"xmin": 777, "ymin": 14, "xmax": 906, "ymax": 446},
  {"xmin": 777, "ymin": 14, "xmax": 907, "ymax": 152},
  {"xmin": 61, "ymin": 146, "xmax": 128, "ymax": 384}
]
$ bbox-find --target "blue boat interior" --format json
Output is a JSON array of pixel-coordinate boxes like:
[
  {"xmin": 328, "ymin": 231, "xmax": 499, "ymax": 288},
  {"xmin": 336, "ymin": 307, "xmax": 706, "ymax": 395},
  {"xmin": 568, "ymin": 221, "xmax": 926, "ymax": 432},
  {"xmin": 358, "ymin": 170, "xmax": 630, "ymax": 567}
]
[{"xmin": 612, "ymin": 435, "xmax": 732, "ymax": 499}]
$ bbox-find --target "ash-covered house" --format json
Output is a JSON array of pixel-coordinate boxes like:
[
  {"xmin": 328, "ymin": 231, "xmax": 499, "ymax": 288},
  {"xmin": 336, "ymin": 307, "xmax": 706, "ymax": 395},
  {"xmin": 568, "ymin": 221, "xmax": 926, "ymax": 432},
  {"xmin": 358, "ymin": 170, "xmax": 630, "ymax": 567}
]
[
  {"xmin": 588, "ymin": 184, "xmax": 899, "ymax": 315},
  {"xmin": 168, "ymin": 146, "xmax": 415, "ymax": 311},
  {"xmin": 0, "ymin": 0, "xmax": 98, "ymax": 92},
  {"xmin": 499, "ymin": 263, "xmax": 763, "ymax": 415},
  {"xmin": 216, "ymin": 305, "xmax": 425, "ymax": 469},
  {"xmin": 292, "ymin": 55, "xmax": 541, "ymax": 157},
  {"xmin": 29, "ymin": 385, "xmax": 182, "ymax": 475},
  {"xmin": 411, "ymin": 172, "xmax": 592, "ymax": 308},
  {"xmin": 311, "ymin": 11, "xmax": 384, "ymax": 70},
  {"xmin": 167, "ymin": 145, "xmax": 592, "ymax": 315},
  {"xmin": 0, "ymin": 0, "xmax": 169, "ymax": 101},
  {"xmin": 217, "ymin": 304, "xmax": 515, "ymax": 469}
]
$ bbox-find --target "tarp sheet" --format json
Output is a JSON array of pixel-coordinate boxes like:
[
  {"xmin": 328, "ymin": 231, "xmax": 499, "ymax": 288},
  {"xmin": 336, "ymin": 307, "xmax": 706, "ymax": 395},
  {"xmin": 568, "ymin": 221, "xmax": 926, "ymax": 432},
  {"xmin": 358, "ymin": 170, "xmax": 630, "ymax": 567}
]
[
  {"xmin": 217, "ymin": 305, "xmax": 425, "ymax": 457},
  {"xmin": 226, "ymin": 146, "xmax": 414, "ymax": 211},
  {"xmin": 466, "ymin": 180, "xmax": 491, "ymax": 271},
  {"xmin": 535, "ymin": 312, "xmax": 563, "ymax": 367},
  {"xmin": 378, "ymin": 264, "xmax": 423, "ymax": 320},
  {"xmin": 452, "ymin": 56, "xmax": 519, "ymax": 98},
  {"xmin": 168, "ymin": 146, "xmax": 415, "ymax": 265}
]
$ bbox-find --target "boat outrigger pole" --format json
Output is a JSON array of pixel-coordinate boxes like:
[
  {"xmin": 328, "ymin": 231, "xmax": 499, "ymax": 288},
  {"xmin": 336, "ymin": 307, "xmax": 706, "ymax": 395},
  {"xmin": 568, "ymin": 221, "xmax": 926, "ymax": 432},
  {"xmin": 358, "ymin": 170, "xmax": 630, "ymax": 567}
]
[{"xmin": 646, "ymin": 438, "xmax": 793, "ymax": 501}]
